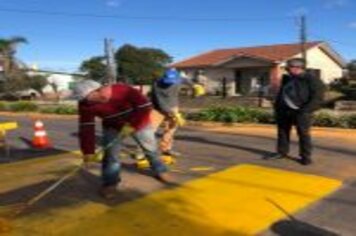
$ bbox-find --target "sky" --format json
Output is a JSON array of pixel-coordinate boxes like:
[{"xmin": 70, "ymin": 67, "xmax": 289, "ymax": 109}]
[{"xmin": 0, "ymin": 0, "xmax": 355, "ymax": 72}]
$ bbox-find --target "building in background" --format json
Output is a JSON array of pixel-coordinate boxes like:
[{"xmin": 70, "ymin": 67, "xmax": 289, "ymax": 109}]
[{"xmin": 172, "ymin": 41, "xmax": 346, "ymax": 97}]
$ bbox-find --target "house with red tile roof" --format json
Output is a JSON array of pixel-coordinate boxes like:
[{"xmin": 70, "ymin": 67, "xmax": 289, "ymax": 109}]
[{"xmin": 171, "ymin": 41, "xmax": 346, "ymax": 96}]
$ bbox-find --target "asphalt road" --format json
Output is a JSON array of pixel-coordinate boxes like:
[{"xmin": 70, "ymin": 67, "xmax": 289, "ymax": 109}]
[{"xmin": 0, "ymin": 115, "xmax": 356, "ymax": 235}]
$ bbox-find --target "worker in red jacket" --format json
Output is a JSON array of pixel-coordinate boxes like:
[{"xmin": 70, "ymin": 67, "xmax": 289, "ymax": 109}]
[{"xmin": 73, "ymin": 80, "xmax": 171, "ymax": 199}]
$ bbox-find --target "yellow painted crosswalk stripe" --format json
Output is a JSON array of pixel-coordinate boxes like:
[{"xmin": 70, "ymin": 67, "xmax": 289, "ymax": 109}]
[{"xmin": 62, "ymin": 164, "xmax": 341, "ymax": 236}]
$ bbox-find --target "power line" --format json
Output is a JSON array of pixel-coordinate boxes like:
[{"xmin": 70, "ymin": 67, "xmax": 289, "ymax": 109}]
[{"xmin": 0, "ymin": 7, "xmax": 293, "ymax": 22}]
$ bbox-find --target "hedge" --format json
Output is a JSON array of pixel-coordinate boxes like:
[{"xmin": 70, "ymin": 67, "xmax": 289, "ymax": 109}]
[
  {"xmin": 39, "ymin": 106, "xmax": 77, "ymax": 115},
  {"xmin": 188, "ymin": 106, "xmax": 356, "ymax": 129},
  {"xmin": 0, "ymin": 101, "xmax": 77, "ymax": 115},
  {"xmin": 0, "ymin": 101, "xmax": 38, "ymax": 112}
]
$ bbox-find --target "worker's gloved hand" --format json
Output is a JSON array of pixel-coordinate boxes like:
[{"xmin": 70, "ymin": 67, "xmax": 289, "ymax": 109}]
[
  {"xmin": 193, "ymin": 84, "xmax": 206, "ymax": 97},
  {"xmin": 121, "ymin": 124, "xmax": 135, "ymax": 137},
  {"xmin": 173, "ymin": 112, "xmax": 186, "ymax": 127}
]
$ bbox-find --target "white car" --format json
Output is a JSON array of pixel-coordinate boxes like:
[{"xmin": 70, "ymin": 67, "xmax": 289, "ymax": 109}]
[{"xmin": 14, "ymin": 89, "xmax": 41, "ymax": 100}]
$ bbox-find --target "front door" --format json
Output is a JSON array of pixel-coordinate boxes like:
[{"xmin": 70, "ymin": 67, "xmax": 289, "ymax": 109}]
[{"xmin": 235, "ymin": 70, "xmax": 242, "ymax": 94}]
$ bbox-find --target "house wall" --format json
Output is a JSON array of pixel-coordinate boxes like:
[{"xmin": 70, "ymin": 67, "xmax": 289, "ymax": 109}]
[
  {"xmin": 183, "ymin": 67, "xmax": 272, "ymax": 96},
  {"xmin": 291, "ymin": 47, "xmax": 343, "ymax": 84},
  {"xmin": 183, "ymin": 68, "xmax": 235, "ymax": 95},
  {"xmin": 179, "ymin": 46, "xmax": 344, "ymax": 96}
]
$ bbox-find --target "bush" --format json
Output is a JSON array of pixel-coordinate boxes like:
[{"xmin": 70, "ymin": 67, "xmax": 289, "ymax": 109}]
[
  {"xmin": 189, "ymin": 106, "xmax": 356, "ymax": 129},
  {"xmin": 190, "ymin": 106, "xmax": 274, "ymax": 124},
  {"xmin": 40, "ymin": 105, "xmax": 77, "ymax": 115},
  {"xmin": 0, "ymin": 101, "xmax": 8, "ymax": 111},
  {"xmin": 7, "ymin": 101, "xmax": 38, "ymax": 112},
  {"xmin": 313, "ymin": 112, "xmax": 340, "ymax": 127},
  {"xmin": 340, "ymin": 114, "xmax": 356, "ymax": 129},
  {"xmin": 254, "ymin": 110, "xmax": 275, "ymax": 124}
]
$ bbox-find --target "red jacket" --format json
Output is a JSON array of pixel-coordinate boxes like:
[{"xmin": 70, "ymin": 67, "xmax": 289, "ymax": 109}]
[{"xmin": 79, "ymin": 84, "xmax": 152, "ymax": 155}]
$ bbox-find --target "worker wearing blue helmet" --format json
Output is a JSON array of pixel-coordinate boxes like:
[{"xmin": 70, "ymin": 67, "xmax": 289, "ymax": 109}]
[{"xmin": 149, "ymin": 68, "xmax": 205, "ymax": 157}]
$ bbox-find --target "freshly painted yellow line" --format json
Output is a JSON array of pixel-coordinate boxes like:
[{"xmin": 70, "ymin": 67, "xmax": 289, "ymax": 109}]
[
  {"xmin": 60, "ymin": 164, "xmax": 341, "ymax": 236},
  {"xmin": 190, "ymin": 166, "xmax": 215, "ymax": 172},
  {"xmin": 0, "ymin": 122, "xmax": 18, "ymax": 131}
]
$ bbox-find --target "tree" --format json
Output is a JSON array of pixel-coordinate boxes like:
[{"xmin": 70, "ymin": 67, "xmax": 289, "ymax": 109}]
[
  {"xmin": 79, "ymin": 56, "xmax": 106, "ymax": 82},
  {"xmin": 80, "ymin": 44, "xmax": 172, "ymax": 85},
  {"xmin": 1, "ymin": 72, "xmax": 29, "ymax": 92},
  {"xmin": 348, "ymin": 60, "xmax": 356, "ymax": 80},
  {"xmin": 115, "ymin": 44, "xmax": 172, "ymax": 84},
  {"xmin": 0, "ymin": 36, "xmax": 29, "ymax": 94},
  {"xmin": 0, "ymin": 36, "xmax": 28, "ymax": 74},
  {"xmin": 28, "ymin": 75, "xmax": 48, "ymax": 95}
]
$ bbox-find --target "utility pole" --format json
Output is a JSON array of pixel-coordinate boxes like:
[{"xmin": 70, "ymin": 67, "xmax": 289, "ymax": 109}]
[
  {"xmin": 104, "ymin": 38, "xmax": 117, "ymax": 84},
  {"xmin": 300, "ymin": 15, "xmax": 307, "ymax": 68}
]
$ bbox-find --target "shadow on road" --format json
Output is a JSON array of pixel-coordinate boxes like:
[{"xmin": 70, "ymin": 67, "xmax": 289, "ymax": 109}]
[
  {"xmin": 0, "ymin": 161, "xmax": 180, "ymax": 218},
  {"xmin": 183, "ymin": 128, "xmax": 356, "ymax": 157},
  {"xmin": 266, "ymin": 196, "xmax": 340, "ymax": 236},
  {"xmin": 175, "ymin": 135, "xmax": 273, "ymax": 157},
  {"xmin": 270, "ymin": 220, "xmax": 339, "ymax": 236},
  {"xmin": 0, "ymin": 168, "xmax": 143, "ymax": 216},
  {"xmin": 0, "ymin": 137, "xmax": 70, "ymax": 164}
]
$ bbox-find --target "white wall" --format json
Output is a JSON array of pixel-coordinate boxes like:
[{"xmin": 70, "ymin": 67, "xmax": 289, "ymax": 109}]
[{"xmin": 292, "ymin": 47, "xmax": 344, "ymax": 84}]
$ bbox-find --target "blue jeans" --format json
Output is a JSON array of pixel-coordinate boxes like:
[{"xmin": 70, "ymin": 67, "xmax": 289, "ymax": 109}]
[{"xmin": 101, "ymin": 125, "xmax": 168, "ymax": 187}]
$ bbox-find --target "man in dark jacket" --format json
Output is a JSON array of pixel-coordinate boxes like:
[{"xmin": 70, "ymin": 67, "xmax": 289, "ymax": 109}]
[{"xmin": 266, "ymin": 58, "xmax": 325, "ymax": 165}]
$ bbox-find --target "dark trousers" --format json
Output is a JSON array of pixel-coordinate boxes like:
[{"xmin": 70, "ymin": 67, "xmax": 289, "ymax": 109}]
[{"xmin": 276, "ymin": 108, "xmax": 313, "ymax": 160}]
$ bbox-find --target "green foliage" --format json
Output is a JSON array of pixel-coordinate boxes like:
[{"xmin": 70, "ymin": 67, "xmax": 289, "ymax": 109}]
[
  {"xmin": 116, "ymin": 44, "xmax": 172, "ymax": 85},
  {"xmin": 80, "ymin": 56, "xmax": 106, "ymax": 82},
  {"xmin": 0, "ymin": 36, "xmax": 28, "ymax": 77},
  {"xmin": 80, "ymin": 44, "xmax": 172, "ymax": 85},
  {"xmin": 7, "ymin": 101, "xmax": 38, "ymax": 112},
  {"xmin": 0, "ymin": 101, "xmax": 77, "ymax": 114},
  {"xmin": 0, "ymin": 36, "xmax": 27, "ymax": 56},
  {"xmin": 190, "ymin": 106, "xmax": 275, "ymax": 124},
  {"xmin": 312, "ymin": 112, "xmax": 340, "ymax": 127},
  {"xmin": 190, "ymin": 106, "xmax": 356, "ymax": 129},
  {"xmin": 345, "ymin": 114, "xmax": 356, "ymax": 128},
  {"xmin": 0, "ymin": 101, "xmax": 8, "ymax": 111},
  {"xmin": 27, "ymin": 75, "xmax": 48, "ymax": 94},
  {"xmin": 0, "ymin": 72, "xmax": 29, "ymax": 93},
  {"xmin": 40, "ymin": 106, "xmax": 77, "ymax": 115}
]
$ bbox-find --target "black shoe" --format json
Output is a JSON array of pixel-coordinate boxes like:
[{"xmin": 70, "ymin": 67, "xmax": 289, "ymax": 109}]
[
  {"xmin": 263, "ymin": 153, "xmax": 288, "ymax": 160},
  {"xmin": 299, "ymin": 158, "xmax": 313, "ymax": 166}
]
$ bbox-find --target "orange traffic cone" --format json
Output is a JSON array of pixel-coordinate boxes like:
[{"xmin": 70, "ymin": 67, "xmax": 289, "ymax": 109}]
[{"xmin": 32, "ymin": 120, "xmax": 51, "ymax": 149}]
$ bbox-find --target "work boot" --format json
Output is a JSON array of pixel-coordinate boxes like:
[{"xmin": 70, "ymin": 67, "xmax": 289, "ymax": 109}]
[
  {"xmin": 299, "ymin": 157, "xmax": 313, "ymax": 166},
  {"xmin": 263, "ymin": 153, "xmax": 288, "ymax": 160},
  {"xmin": 99, "ymin": 185, "xmax": 118, "ymax": 199},
  {"xmin": 155, "ymin": 172, "xmax": 175, "ymax": 184}
]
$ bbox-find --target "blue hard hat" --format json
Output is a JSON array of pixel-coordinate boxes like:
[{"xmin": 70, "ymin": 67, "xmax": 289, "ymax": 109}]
[{"xmin": 159, "ymin": 68, "xmax": 182, "ymax": 85}]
